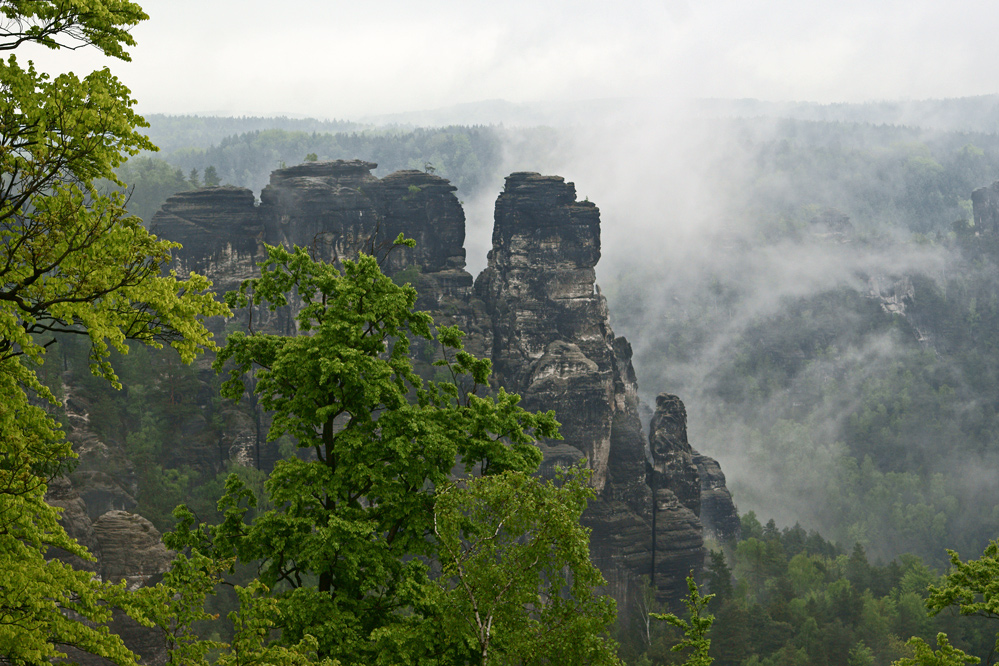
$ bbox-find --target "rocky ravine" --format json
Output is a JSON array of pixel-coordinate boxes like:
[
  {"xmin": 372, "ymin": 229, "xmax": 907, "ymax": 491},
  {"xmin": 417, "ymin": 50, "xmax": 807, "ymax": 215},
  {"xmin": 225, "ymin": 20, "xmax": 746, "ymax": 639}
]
[{"xmin": 57, "ymin": 161, "xmax": 739, "ymax": 630}]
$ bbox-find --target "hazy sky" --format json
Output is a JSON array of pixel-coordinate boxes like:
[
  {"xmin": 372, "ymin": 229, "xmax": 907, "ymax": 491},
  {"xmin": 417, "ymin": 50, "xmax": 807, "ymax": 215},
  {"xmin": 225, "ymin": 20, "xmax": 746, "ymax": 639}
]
[{"xmin": 26, "ymin": 0, "xmax": 999, "ymax": 119}]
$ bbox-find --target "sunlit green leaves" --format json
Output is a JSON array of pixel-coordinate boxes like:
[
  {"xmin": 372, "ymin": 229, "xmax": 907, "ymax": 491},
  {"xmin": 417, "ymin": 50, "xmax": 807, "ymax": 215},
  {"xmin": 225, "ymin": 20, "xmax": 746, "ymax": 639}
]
[
  {"xmin": 0, "ymin": 2, "xmax": 229, "ymax": 663},
  {"xmin": 194, "ymin": 243, "xmax": 574, "ymax": 662},
  {"xmin": 432, "ymin": 468, "xmax": 621, "ymax": 666}
]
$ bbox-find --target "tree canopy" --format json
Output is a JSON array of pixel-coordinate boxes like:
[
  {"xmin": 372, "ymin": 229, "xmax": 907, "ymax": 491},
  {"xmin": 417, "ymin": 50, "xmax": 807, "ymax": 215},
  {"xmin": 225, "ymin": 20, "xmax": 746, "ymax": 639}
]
[
  {"xmin": 0, "ymin": 1, "xmax": 227, "ymax": 663},
  {"xmin": 168, "ymin": 241, "xmax": 621, "ymax": 665}
]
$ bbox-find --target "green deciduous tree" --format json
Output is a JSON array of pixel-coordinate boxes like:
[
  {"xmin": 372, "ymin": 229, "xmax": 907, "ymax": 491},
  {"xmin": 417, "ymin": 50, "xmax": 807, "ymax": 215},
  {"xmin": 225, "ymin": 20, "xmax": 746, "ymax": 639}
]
[
  {"xmin": 0, "ymin": 370, "xmax": 139, "ymax": 665},
  {"xmin": 431, "ymin": 468, "xmax": 620, "ymax": 666},
  {"xmin": 893, "ymin": 634, "xmax": 980, "ymax": 666},
  {"xmin": 0, "ymin": 8, "xmax": 226, "ymax": 383},
  {"xmin": 171, "ymin": 241, "xmax": 588, "ymax": 663},
  {"xmin": 0, "ymin": 1, "xmax": 228, "ymax": 663},
  {"xmin": 921, "ymin": 541, "xmax": 999, "ymax": 666}
]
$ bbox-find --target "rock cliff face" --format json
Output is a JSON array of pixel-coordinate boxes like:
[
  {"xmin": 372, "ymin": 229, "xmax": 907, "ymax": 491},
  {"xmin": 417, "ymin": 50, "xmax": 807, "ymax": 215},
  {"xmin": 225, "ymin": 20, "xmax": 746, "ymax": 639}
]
[
  {"xmin": 694, "ymin": 453, "xmax": 741, "ymax": 542},
  {"xmin": 475, "ymin": 173, "xmax": 618, "ymax": 491},
  {"xmin": 152, "ymin": 186, "xmax": 263, "ymax": 297},
  {"xmin": 648, "ymin": 394, "xmax": 701, "ymax": 516},
  {"xmin": 471, "ymin": 174, "xmax": 710, "ymax": 602},
  {"xmin": 972, "ymin": 181, "xmax": 999, "ymax": 235},
  {"xmin": 47, "ymin": 480, "xmax": 172, "ymax": 665},
  {"xmin": 141, "ymin": 161, "xmax": 739, "ymax": 609}
]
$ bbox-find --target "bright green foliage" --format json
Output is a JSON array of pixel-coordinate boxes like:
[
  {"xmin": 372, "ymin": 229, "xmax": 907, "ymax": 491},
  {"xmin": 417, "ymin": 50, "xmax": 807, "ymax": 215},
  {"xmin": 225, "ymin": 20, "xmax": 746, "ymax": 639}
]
[
  {"xmin": 130, "ymin": 540, "xmax": 341, "ymax": 666},
  {"xmin": 652, "ymin": 575, "xmax": 715, "ymax": 666},
  {"xmin": 216, "ymin": 581, "xmax": 340, "ymax": 666},
  {"xmin": 927, "ymin": 542, "xmax": 999, "ymax": 622},
  {"xmin": 177, "ymin": 241, "xmax": 561, "ymax": 662},
  {"xmin": 431, "ymin": 468, "xmax": 620, "ymax": 666},
  {"xmin": 0, "ymin": 368, "xmax": 137, "ymax": 665},
  {"xmin": 0, "ymin": 3, "xmax": 228, "ymax": 387},
  {"xmin": 129, "ymin": 550, "xmax": 227, "ymax": 666},
  {"xmin": 894, "ymin": 634, "xmax": 980, "ymax": 666},
  {"xmin": 922, "ymin": 542, "xmax": 999, "ymax": 666},
  {"xmin": 0, "ymin": 2, "xmax": 228, "ymax": 663},
  {"xmin": 0, "ymin": 0, "xmax": 147, "ymax": 58}
]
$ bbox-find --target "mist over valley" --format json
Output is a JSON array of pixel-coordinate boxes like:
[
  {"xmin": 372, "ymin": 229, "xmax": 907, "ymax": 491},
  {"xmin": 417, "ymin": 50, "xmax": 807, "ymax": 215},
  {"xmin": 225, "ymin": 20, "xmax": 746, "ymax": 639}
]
[{"xmin": 123, "ymin": 99, "xmax": 999, "ymax": 569}]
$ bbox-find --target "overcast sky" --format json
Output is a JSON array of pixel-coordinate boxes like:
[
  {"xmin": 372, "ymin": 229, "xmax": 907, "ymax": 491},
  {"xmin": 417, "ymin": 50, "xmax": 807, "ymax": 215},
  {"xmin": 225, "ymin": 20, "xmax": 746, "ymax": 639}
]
[{"xmin": 28, "ymin": 0, "xmax": 999, "ymax": 119}]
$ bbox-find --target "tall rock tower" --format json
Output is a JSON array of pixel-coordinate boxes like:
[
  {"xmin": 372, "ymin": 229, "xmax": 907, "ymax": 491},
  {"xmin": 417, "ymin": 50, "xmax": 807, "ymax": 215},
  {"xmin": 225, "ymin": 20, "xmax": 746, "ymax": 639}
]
[
  {"xmin": 473, "ymin": 173, "xmax": 722, "ymax": 603},
  {"xmin": 148, "ymin": 163, "xmax": 740, "ymax": 609}
]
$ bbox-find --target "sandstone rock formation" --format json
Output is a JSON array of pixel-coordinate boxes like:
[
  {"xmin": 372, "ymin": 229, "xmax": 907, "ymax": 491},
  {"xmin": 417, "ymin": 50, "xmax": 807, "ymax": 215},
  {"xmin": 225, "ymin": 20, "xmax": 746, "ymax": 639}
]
[
  {"xmin": 92, "ymin": 511, "xmax": 173, "ymax": 590},
  {"xmin": 47, "ymin": 480, "xmax": 172, "ymax": 665},
  {"xmin": 140, "ymin": 161, "xmax": 740, "ymax": 610},
  {"xmin": 694, "ymin": 453, "xmax": 741, "ymax": 542},
  {"xmin": 471, "ymin": 173, "xmax": 712, "ymax": 602},
  {"xmin": 972, "ymin": 180, "xmax": 999, "ymax": 235},
  {"xmin": 476, "ymin": 173, "xmax": 617, "ymax": 491},
  {"xmin": 648, "ymin": 393, "xmax": 701, "ymax": 516}
]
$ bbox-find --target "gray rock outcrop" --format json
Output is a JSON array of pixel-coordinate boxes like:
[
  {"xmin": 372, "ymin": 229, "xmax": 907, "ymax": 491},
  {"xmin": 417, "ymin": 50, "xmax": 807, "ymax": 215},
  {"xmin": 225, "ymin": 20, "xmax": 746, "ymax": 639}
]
[
  {"xmin": 92, "ymin": 511, "xmax": 173, "ymax": 589},
  {"xmin": 693, "ymin": 452, "xmax": 741, "ymax": 542},
  {"xmin": 972, "ymin": 181, "xmax": 999, "ymax": 235},
  {"xmin": 46, "ymin": 486, "xmax": 172, "ymax": 665},
  {"xmin": 140, "ymin": 161, "xmax": 739, "ymax": 610},
  {"xmin": 648, "ymin": 393, "xmax": 701, "ymax": 516}
]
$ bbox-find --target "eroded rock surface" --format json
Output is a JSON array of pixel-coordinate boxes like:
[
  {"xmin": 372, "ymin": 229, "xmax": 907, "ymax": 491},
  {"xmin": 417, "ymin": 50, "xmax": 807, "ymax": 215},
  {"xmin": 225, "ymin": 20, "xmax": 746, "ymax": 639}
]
[
  {"xmin": 93, "ymin": 511, "xmax": 173, "ymax": 589},
  {"xmin": 648, "ymin": 393, "xmax": 701, "ymax": 516},
  {"xmin": 694, "ymin": 452, "xmax": 741, "ymax": 542},
  {"xmin": 141, "ymin": 162, "xmax": 739, "ymax": 611},
  {"xmin": 972, "ymin": 181, "xmax": 999, "ymax": 235},
  {"xmin": 472, "ymin": 174, "xmax": 735, "ymax": 603},
  {"xmin": 46, "ymin": 498, "xmax": 172, "ymax": 665}
]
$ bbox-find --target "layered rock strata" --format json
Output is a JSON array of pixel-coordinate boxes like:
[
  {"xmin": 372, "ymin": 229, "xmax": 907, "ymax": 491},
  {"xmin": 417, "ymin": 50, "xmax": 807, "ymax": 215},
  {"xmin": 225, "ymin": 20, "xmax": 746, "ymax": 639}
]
[
  {"xmin": 647, "ymin": 393, "xmax": 740, "ymax": 543},
  {"xmin": 693, "ymin": 453, "xmax": 741, "ymax": 542},
  {"xmin": 139, "ymin": 161, "xmax": 739, "ymax": 609},
  {"xmin": 151, "ymin": 162, "xmax": 484, "ymax": 468},
  {"xmin": 47, "ymin": 481, "xmax": 172, "ymax": 665},
  {"xmin": 473, "ymin": 173, "xmax": 706, "ymax": 602},
  {"xmin": 648, "ymin": 393, "xmax": 701, "ymax": 516}
]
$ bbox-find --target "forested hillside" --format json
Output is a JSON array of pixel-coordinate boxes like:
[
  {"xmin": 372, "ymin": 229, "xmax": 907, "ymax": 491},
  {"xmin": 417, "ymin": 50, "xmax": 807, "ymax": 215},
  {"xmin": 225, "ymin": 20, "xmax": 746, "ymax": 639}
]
[
  {"xmin": 599, "ymin": 119, "xmax": 999, "ymax": 568},
  {"xmin": 101, "ymin": 104, "xmax": 999, "ymax": 664}
]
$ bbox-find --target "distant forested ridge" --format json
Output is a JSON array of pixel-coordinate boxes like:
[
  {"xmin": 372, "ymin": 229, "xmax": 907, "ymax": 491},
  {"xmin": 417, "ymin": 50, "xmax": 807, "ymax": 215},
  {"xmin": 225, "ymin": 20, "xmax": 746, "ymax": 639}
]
[{"xmin": 119, "ymin": 118, "xmax": 520, "ymax": 223}]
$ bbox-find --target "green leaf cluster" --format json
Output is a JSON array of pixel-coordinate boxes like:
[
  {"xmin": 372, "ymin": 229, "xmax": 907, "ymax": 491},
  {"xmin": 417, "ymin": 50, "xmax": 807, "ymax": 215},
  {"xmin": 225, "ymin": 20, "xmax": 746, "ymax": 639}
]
[
  {"xmin": 166, "ymin": 241, "xmax": 623, "ymax": 664},
  {"xmin": 652, "ymin": 576, "xmax": 715, "ymax": 666},
  {"xmin": 0, "ymin": 367, "xmax": 138, "ymax": 665},
  {"xmin": 432, "ymin": 468, "xmax": 620, "ymax": 666},
  {"xmin": 0, "ymin": 2, "xmax": 229, "ymax": 663}
]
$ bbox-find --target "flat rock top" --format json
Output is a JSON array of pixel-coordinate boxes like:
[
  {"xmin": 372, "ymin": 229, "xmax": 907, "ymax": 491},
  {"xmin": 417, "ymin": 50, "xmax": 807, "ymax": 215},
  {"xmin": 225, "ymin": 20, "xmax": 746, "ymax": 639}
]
[
  {"xmin": 160, "ymin": 186, "xmax": 255, "ymax": 206},
  {"xmin": 274, "ymin": 160, "xmax": 378, "ymax": 179},
  {"xmin": 498, "ymin": 172, "xmax": 595, "ymax": 210},
  {"xmin": 380, "ymin": 170, "xmax": 458, "ymax": 192}
]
